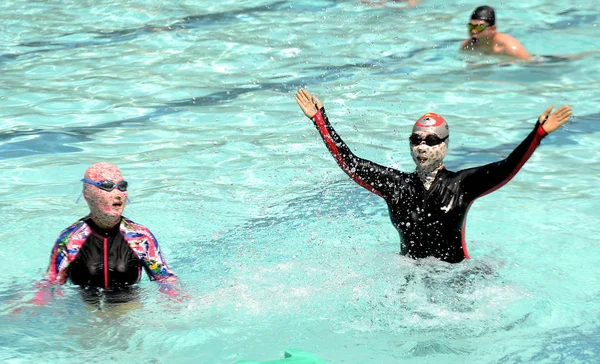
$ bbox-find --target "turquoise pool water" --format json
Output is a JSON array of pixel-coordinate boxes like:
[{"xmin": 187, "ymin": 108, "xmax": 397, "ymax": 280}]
[{"xmin": 1, "ymin": 0, "xmax": 599, "ymax": 363}]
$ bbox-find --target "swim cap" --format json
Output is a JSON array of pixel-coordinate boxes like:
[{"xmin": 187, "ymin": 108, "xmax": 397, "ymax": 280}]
[
  {"xmin": 412, "ymin": 113, "xmax": 449, "ymax": 139},
  {"xmin": 471, "ymin": 5, "xmax": 495, "ymax": 26}
]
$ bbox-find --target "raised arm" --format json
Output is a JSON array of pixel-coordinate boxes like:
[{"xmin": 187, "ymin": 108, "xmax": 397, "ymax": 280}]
[
  {"xmin": 461, "ymin": 105, "xmax": 572, "ymax": 199},
  {"xmin": 295, "ymin": 89, "xmax": 400, "ymax": 198}
]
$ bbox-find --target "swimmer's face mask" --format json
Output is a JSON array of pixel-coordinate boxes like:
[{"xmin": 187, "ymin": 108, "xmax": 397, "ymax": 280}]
[
  {"xmin": 467, "ymin": 23, "xmax": 490, "ymax": 33},
  {"xmin": 81, "ymin": 178, "xmax": 128, "ymax": 192},
  {"xmin": 409, "ymin": 134, "xmax": 448, "ymax": 147}
]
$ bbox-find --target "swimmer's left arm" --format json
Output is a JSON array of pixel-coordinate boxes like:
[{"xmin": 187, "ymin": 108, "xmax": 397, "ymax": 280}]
[
  {"xmin": 139, "ymin": 232, "xmax": 189, "ymax": 300},
  {"xmin": 461, "ymin": 105, "xmax": 572, "ymax": 199},
  {"xmin": 140, "ymin": 231, "xmax": 178, "ymax": 282},
  {"xmin": 502, "ymin": 35, "xmax": 531, "ymax": 61},
  {"xmin": 538, "ymin": 105, "xmax": 572, "ymax": 134}
]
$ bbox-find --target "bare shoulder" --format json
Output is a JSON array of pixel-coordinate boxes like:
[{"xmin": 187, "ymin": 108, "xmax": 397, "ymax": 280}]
[
  {"xmin": 496, "ymin": 32, "xmax": 524, "ymax": 47},
  {"xmin": 496, "ymin": 32, "xmax": 530, "ymax": 60}
]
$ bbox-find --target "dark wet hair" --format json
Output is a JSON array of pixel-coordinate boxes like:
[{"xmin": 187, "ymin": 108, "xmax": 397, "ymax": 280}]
[{"xmin": 471, "ymin": 5, "xmax": 495, "ymax": 26}]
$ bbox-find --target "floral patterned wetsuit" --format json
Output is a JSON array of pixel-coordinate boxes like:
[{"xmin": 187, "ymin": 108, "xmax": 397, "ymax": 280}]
[{"xmin": 46, "ymin": 216, "xmax": 177, "ymax": 288}]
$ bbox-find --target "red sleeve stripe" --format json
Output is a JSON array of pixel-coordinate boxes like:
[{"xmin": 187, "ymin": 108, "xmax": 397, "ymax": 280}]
[
  {"xmin": 476, "ymin": 124, "xmax": 546, "ymax": 199},
  {"xmin": 461, "ymin": 124, "xmax": 546, "ymax": 260},
  {"xmin": 461, "ymin": 206, "xmax": 473, "ymax": 260},
  {"xmin": 312, "ymin": 111, "xmax": 382, "ymax": 197}
]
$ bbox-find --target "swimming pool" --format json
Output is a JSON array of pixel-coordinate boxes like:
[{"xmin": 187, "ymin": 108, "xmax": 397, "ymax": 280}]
[{"xmin": 1, "ymin": 0, "xmax": 599, "ymax": 362}]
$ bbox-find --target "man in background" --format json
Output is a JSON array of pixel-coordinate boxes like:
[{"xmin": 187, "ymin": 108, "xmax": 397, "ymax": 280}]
[{"xmin": 461, "ymin": 5, "xmax": 531, "ymax": 61}]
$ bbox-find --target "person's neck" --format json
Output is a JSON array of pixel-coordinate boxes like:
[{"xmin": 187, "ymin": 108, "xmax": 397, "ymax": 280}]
[
  {"xmin": 88, "ymin": 213, "xmax": 121, "ymax": 229},
  {"xmin": 416, "ymin": 163, "xmax": 445, "ymax": 190}
]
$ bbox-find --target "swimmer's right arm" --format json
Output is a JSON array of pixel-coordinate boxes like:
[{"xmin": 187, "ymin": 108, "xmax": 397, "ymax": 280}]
[
  {"xmin": 295, "ymin": 89, "xmax": 398, "ymax": 198},
  {"xmin": 6, "ymin": 250, "xmax": 63, "ymax": 312},
  {"xmin": 29, "ymin": 236, "xmax": 71, "ymax": 306},
  {"xmin": 459, "ymin": 39, "xmax": 472, "ymax": 51},
  {"xmin": 45, "ymin": 239, "xmax": 71, "ymax": 284}
]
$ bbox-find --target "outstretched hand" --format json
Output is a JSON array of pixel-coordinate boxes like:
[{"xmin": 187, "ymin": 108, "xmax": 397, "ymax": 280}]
[
  {"xmin": 539, "ymin": 105, "xmax": 572, "ymax": 134},
  {"xmin": 295, "ymin": 89, "xmax": 323, "ymax": 119}
]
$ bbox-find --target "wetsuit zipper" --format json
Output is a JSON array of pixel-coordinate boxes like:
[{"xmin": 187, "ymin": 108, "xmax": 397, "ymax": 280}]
[{"xmin": 103, "ymin": 237, "xmax": 108, "ymax": 289}]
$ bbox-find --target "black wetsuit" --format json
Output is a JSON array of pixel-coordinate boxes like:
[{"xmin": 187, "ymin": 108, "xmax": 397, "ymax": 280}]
[
  {"xmin": 69, "ymin": 218, "xmax": 141, "ymax": 288},
  {"xmin": 311, "ymin": 107, "xmax": 547, "ymax": 263}
]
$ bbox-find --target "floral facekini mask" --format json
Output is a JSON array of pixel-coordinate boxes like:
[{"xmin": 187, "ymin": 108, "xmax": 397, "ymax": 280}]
[{"xmin": 83, "ymin": 162, "xmax": 129, "ymax": 228}]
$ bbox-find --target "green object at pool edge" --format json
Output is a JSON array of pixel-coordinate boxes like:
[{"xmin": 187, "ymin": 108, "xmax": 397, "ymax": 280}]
[{"xmin": 236, "ymin": 349, "xmax": 326, "ymax": 364}]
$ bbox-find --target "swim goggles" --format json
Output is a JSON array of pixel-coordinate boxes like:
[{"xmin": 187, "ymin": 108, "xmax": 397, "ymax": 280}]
[
  {"xmin": 81, "ymin": 178, "xmax": 128, "ymax": 192},
  {"xmin": 467, "ymin": 23, "xmax": 490, "ymax": 32},
  {"xmin": 409, "ymin": 134, "xmax": 448, "ymax": 146}
]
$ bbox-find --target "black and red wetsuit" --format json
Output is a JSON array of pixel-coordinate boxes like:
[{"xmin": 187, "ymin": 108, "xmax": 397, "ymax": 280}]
[{"xmin": 311, "ymin": 107, "xmax": 547, "ymax": 263}]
